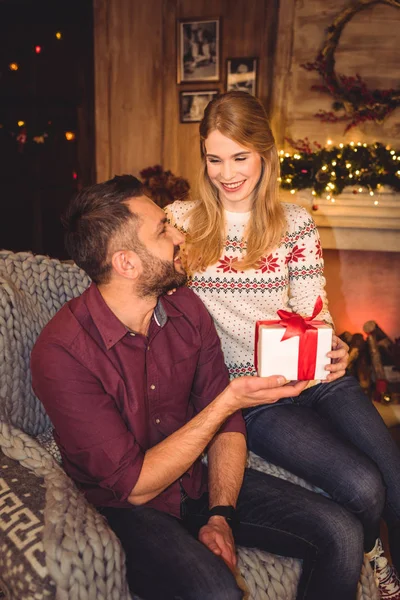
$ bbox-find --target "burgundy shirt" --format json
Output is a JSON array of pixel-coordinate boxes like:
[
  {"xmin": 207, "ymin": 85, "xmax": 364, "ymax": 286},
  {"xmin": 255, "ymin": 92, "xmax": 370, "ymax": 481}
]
[{"xmin": 31, "ymin": 284, "xmax": 245, "ymax": 517}]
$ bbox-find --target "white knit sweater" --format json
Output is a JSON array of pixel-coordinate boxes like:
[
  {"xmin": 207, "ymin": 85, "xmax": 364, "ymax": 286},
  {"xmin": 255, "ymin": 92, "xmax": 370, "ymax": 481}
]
[{"xmin": 165, "ymin": 201, "xmax": 333, "ymax": 379}]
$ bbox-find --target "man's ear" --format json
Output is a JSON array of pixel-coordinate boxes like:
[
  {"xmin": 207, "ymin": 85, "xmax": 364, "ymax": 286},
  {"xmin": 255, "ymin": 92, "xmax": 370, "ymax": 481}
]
[{"xmin": 111, "ymin": 250, "xmax": 141, "ymax": 280}]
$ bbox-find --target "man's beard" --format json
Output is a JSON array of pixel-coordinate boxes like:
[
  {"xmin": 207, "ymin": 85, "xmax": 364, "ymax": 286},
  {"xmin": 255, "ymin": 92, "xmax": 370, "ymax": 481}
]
[{"xmin": 135, "ymin": 245, "xmax": 188, "ymax": 298}]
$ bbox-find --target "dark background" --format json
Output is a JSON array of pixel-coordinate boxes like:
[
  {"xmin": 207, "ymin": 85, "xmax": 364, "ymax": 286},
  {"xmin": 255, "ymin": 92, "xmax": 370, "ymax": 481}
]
[{"xmin": 0, "ymin": 0, "xmax": 94, "ymax": 259}]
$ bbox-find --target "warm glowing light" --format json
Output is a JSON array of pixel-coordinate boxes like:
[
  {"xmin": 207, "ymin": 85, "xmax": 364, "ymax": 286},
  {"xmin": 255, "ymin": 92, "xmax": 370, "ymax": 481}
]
[
  {"xmin": 56, "ymin": 31, "xmax": 62, "ymax": 39},
  {"xmin": 339, "ymin": 143, "xmax": 344, "ymax": 148},
  {"xmin": 363, "ymin": 143, "xmax": 367, "ymax": 147},
  {"xmin": 350, "ymin": 141, "xmax": 355, "ymax": 146},
  {"xmin": 355, "ymin": 170, "xmax": 360, "ymax": 175},
  {"xmin": 331, "ymin": 198, "xmax": 335, "ymax": 203},
  {"xmin": 327, "ymin": 139, "xmax": 332, "ymax": 146},
  {"xmin": 349, "ymin": 174, "xmax": 353, "ymax": 178},
  {"xmin": 9, "ymin": 63, "xmax": 18, "ymax": 71},
  {"xmin": 279, "ymin": 150, "xmax": 284, "ymax": 156},
  {"xmin": 357, "ymin": 142, "xmax": 362, "ymax": 146},
  {"xmin": 358, "ymin": 187, "xmax": 363, "ymax": 192},
  {"xmin": 35, "ymin": 46, "xmax": 41, "ymax": 54},
  {"xmin": 312, "ymin": 191, "xmax": 316, "ymax": 196},
  {"xmin": 290, "ymin": 189, "xmax": 296, "ymax": 194},
  {"xmin": 390, "ymin": 150, "xmax": 395, "ymax": 155},
  {"xmin": 374, "ymin": 200, "xmax": 379, "ymax": 205},
  {"xmin": 369, "ymin": 191, "xmax": 374, "ymax": 196},
  {"xmin": 331, "ymin": 171, "xmax": 336, "ymax": 177},
  {"xmin": 346, "ymin": 163, "xmax": 351, "ymax": 169},
  {"xmin": 331, "ymin": 161, "xmax": 337, "ymax": 166},
  {"xmin": 393, "ymin": 156, "xmax": 397, "ymax": 160},
  {"xmin": 397, "ymin": 171, "xmax": 400, "ymax": 176},
  {"xmin": 321, "ymin": 165, "xmax": 327, "ymax": 171},
  {"xmin": 65, "ymin": 131, "xmax": 76, "ymax": 141},
  {"xmin": 293, "ymin": 154, "xmax": 301, "ymax": 159},
  {"xmin": 17, "ymin": 120, "xmax": 25, "ymax": 127},
  {"xmin": 285, "ymin": 153, "xmax": 290, "ymax": 158}
]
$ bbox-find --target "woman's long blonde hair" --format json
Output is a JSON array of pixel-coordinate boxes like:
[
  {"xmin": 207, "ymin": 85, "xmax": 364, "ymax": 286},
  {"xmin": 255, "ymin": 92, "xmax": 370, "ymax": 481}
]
[{"xmin": 185, "ymin": 91, "xmax": 286, "ymax": 274}]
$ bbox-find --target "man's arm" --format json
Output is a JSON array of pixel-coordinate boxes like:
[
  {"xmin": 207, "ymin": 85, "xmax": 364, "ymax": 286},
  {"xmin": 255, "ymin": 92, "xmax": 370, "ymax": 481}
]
[
  {"xmin": 129, "ymin": 377, "xmax": 307, "ymax": 505},
  {"xmin": 198, "ymin": 431, "xmax": 247, "ymax": 571},
  {"xmin": 32, "ymin": 335, "xmax": 308, "ymax": 510}
]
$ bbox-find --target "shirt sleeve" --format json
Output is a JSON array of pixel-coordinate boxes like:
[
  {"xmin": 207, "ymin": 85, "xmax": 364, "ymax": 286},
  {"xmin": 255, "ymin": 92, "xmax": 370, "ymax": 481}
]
[
  {"xmin": 31, "ymin": 341, "xmax": 144, "ymax": 502},
  {"xmin": 187, "ymin": 294, "xmax": 247, "ymax": 438},
  {"xmin": 286, "ymin": 207, "xmax": 334, "ymax": 327}
]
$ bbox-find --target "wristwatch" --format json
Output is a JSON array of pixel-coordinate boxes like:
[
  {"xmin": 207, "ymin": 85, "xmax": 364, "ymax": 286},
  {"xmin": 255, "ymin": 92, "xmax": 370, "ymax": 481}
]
[{"xmin": 208, "ymin": 505, "xmax": 239, "ymax": 529}]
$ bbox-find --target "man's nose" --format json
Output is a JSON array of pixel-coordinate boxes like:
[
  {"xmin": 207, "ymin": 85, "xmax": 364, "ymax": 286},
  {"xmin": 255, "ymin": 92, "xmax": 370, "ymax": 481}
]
[{"xmin": 172, "ymin": 227, "xmax": 185, "ymax": 245}]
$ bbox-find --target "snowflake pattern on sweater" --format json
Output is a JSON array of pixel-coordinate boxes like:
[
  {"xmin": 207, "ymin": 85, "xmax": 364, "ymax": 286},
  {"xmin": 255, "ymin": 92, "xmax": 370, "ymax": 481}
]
[{"xmin": 165, "ymin": 201, "xmax": 333, "ymax": 379}]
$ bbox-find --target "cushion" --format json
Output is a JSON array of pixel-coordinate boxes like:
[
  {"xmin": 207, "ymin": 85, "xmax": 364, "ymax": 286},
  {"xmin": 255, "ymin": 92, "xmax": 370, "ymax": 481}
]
[{"xmin": 0, "ymin": 450, "xmax": 55, "ymax": 599}]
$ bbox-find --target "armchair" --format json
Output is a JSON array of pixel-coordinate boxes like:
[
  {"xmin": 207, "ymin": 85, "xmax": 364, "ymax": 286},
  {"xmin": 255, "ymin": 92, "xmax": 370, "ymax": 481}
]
[{"xmin": 0, "ymin": 250, "xmax": 378, "ymax": 599}]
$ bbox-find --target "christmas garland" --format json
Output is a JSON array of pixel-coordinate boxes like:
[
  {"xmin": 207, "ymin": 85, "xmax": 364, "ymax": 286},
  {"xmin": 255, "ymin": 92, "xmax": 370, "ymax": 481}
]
[
  {"xmin": 280, "ymin": 138, "xmax": 400, "ymax": 197},
  {"xmin": 302, "ymin": 0, "xmax": 400, "ymax": 132}
]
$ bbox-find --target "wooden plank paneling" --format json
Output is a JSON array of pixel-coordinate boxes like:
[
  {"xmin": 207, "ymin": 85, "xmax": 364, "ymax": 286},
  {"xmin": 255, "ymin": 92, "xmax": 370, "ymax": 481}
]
[
  {"xmin": 94, "ymin": 0, "xmax": 163, "ymax": 181},
  {"xmin": 94, "ymin": 0, "xmax": 279, "ymax": 185}
]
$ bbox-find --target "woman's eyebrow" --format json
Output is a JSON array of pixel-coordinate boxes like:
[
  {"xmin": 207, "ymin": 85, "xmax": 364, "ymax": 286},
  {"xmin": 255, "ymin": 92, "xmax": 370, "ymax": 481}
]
[{"xmin": 206, "ymin": 151, "xmax": 251, "ymax": 158}]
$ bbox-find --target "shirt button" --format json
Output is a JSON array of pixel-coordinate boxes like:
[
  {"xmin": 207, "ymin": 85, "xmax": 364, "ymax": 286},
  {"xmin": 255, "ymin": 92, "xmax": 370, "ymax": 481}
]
[
  {"xmin": 129, "ymin": 332, "xmax": 135, "ymax": 337},
  {"xmin": 150, "ymin": 384, "xmax": 156, "ymax": 390},
  {"xmin": 155, "ymin": 418, "xmax": 161, "ymax": 424}
]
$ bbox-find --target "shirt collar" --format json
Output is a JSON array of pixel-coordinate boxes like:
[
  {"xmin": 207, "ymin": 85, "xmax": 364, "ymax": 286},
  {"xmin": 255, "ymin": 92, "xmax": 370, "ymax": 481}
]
[{"xmin": 85, "ymin": 284, "xmax": 183, "ymax": 350}]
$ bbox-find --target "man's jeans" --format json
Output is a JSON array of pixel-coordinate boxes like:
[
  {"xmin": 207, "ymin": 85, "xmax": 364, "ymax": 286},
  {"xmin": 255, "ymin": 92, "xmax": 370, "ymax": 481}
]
[
  {"xmin": 246, "ymin": 375, "xmax": 400, "ymax": 569},
  {"xmin": 101, "ymin": 467, "xmax": 364, "ymax": 600}
]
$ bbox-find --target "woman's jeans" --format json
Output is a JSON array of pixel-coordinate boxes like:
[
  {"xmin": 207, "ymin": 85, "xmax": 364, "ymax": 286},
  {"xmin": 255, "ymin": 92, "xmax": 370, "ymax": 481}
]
[
  {"xmin": 246, "ymin": 375, "xmax": 400, "ymax": 569},
  {"xmin": 101, "ymin": 468, "xmax": 364, "ymax": 600}
]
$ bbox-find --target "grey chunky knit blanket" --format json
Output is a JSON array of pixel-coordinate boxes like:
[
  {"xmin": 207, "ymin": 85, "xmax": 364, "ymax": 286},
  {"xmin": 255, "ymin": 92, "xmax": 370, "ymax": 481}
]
[{"xmin": 0, "ymin": 250, "xmax": 379, "ymax": 599}]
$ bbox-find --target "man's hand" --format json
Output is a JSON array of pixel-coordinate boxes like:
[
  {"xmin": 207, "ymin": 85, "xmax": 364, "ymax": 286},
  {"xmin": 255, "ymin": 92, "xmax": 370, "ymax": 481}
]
[
  {"xmin": 199, "ymin": 516, "xmax": 237, "ymax": 573},
  {"xmin": 222, "ymin": 375, "xmax": 309, "ymax": 412},
  {"xmin": 323, "ymin": 334, "xmax": 349, "ymax": 383}
]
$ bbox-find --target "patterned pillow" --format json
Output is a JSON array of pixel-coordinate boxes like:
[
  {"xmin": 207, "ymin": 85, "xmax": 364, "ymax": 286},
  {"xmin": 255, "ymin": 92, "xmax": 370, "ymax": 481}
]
[{"xmin": 0, "ymin": 451, "xmax": 55, "ymax": 598}]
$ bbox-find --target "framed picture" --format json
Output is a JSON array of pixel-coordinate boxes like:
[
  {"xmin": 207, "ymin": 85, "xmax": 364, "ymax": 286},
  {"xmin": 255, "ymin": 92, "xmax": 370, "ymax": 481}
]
[
  {"xmin": 226, "ymin": 57, "xmax": 258, "ymax": 96},
  {"xmin": 180, "ymin": 90, "xmax": 219, "ymax": 123},
  {"xmin": 177, "ymin": 18, "xmax": 220, "ymax": 83}
]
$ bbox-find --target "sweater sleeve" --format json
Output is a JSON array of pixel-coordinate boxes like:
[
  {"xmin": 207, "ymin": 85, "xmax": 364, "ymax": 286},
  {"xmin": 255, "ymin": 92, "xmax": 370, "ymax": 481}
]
[{"xmin": 285, "ymin": 205, "xmax": 334, "ymax": 327}]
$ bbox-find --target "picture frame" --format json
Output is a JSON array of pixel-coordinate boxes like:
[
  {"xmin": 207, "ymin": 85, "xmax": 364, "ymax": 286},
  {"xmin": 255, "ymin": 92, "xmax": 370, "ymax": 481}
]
[
  {"xmin": 177, "ymin": 17, "xmax": 220, "ymax": 83},
  {"xmin": 179, "ymin": 90, "xmax": 219, "ymax": 123},
  {"xmin": 226, "ymin": 57, "xmax": 258, "ymax": 96}
]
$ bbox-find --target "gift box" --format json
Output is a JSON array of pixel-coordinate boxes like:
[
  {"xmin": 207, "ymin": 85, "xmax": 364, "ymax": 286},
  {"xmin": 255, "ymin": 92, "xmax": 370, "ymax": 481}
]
[{"xmin": 255, "ymin": 297, "xmax": 332, "ymax": 381}]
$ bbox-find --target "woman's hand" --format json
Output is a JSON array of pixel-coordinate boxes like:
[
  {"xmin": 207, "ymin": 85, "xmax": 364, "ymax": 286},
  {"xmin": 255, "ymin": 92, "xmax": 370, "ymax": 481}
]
[{"xmin": 323, "ymin": 334, "xmax": 349, "ymax": 383}]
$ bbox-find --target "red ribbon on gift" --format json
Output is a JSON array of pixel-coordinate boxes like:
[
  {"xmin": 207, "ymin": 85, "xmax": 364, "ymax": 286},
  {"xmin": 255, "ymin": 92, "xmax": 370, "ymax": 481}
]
[{"xmin": 255, "ymin": 296, "xmax": 325, "ymax": 380}]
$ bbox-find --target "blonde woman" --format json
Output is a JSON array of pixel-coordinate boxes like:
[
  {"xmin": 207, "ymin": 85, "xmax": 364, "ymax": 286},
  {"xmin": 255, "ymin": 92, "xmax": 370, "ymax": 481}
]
[{"xmin": 166, "ymin": 91, "xmax": 400, "ymax": 596}]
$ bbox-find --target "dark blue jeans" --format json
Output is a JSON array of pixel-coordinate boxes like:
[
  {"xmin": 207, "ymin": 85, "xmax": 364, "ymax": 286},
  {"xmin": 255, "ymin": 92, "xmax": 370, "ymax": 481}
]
[
  {"xmin": 246, "ymin": 375, "xmax": 400, "ymax": 569},
  {"xmin": 101, "ymin": 468, "xmax": 364, "ymax": 600}
]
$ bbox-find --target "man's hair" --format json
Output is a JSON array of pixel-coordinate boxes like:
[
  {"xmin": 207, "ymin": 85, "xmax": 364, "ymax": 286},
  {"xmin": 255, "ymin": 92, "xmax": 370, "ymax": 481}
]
[{"xmin": 63, "ymin": 174, "xmax": 145, "ymax": 284}]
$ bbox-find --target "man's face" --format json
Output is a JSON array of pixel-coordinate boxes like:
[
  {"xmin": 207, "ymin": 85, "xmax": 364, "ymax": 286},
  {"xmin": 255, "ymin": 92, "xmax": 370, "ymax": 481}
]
[{"xmin": 126, "ymin": 196, "xmax": 187, "ymax": 297}]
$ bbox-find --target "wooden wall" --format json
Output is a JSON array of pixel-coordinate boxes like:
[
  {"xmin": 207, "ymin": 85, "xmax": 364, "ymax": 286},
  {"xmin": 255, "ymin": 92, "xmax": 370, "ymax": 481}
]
[
  {"xmin": 93, "ymin": 0, "xmax": 278, "ymax": 184},
  {"xmin": 273, "ymin": 0, "xmax": 400, "ymax": 148}
]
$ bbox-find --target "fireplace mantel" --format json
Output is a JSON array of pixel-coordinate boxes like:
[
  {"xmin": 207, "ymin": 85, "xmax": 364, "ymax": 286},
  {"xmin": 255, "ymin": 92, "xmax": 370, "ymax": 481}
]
[{"xmin": 280, "ymin": 188, "xmax": 400, "ymax": 252}]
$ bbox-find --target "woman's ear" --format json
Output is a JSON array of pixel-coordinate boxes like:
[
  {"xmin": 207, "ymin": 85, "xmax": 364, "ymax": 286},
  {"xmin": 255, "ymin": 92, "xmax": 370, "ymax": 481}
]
[{"xmin": 111, "ymin": 250, "xmax": 141, "ymax": 280}]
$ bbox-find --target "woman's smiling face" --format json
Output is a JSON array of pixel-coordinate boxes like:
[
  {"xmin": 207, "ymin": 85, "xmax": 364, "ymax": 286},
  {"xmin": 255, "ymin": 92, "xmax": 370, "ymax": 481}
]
[{"xmin": 204, "ymin": 129, "xmax": 262, "ymax": 212}]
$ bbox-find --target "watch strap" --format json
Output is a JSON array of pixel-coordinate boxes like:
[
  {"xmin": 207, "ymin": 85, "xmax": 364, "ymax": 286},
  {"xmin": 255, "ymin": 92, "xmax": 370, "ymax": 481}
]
[{"xmin": 208, "ymin": 505, "xmax": 239, "ymax": 528}]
